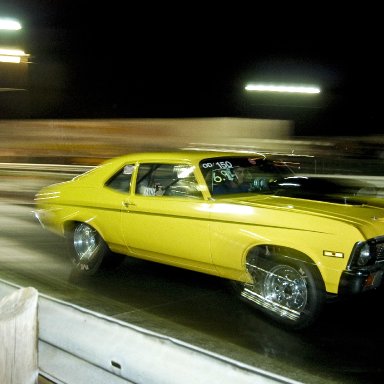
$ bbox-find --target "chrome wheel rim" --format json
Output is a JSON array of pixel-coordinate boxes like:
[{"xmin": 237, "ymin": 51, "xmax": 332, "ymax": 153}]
[
  {"xmin": 73, "ymin": 223, "xmax": 99, "ymax": 262},
  {"xmin": 263, "ymin": 265, "xmax": 307, "ymax": 312}
]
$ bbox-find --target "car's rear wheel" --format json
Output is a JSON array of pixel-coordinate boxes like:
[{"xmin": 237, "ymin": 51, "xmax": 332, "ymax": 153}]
[
  {"xmin": 233, "ymin": 249, "xmax": 325, "ymax": 330},
  {"xmin": 68, "ymin": 222, "xmax": 122, "ymax": 275}
]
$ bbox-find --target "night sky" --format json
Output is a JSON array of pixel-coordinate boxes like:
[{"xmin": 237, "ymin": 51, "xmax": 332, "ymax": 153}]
[{"xmin": 0, "ymin": 1, "xmax": 382, "ymax": 136}]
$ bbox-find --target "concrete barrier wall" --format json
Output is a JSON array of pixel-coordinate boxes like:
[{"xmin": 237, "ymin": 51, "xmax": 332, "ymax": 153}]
[{"xmin": 0, "ymin": 279, "xmax": 299, "ymax": 384}]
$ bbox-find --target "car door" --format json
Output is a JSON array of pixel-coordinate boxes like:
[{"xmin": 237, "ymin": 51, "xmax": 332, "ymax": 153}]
[{"xmin": 121, "ymin": 162, "xmax": 215, "ymax": 274}]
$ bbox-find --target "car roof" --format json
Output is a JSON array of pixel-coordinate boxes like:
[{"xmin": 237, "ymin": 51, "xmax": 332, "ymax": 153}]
[
  {"xmin": 76, "ymin": 150, "xmax": 300, "ymax": 186},
  {"xmin": 104, "ymin": 150, "xmax": 269, "ymax": 165}
]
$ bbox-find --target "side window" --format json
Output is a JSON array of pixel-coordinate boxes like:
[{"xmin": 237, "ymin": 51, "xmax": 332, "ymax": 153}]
[
  {"xmin": 105, "ymin": 164, "xmax": 134, "ymax": 193},
  {"xmin": 136, "ymin": 163, "xmax": 201, "ymax": 198}
]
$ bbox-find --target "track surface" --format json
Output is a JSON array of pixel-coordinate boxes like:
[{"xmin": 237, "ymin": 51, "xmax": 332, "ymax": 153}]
[{"xmin": 1, "ymin": 202, "xmax": 383, "ymax": 384}]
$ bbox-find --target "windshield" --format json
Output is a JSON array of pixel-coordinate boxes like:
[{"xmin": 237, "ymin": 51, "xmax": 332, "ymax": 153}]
[{"xmin": 199, "ymin": 156, "xmax": 294, "ymax": 196}]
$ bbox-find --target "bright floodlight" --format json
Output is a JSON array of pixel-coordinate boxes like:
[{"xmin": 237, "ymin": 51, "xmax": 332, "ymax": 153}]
[
  {"xmin": 245, "ymin": 84, "xmax": 321, "ymax": 94},
  {"xmin": 0, "ymin": 48, "xmax": 28, "ymax": 64},
  {"xmin": 0, "ymin": 18, "xmax": 22, "ymax": 30}
]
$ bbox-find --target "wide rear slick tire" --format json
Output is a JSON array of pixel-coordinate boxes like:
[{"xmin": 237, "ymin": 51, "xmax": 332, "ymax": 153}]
[
  {"xmin": 234, "ymin": 250, "xmax": 325, "ymax": 331},
  {"xmin": 67, "ymin": 222, "xmax": 116, "ymax": 276}
]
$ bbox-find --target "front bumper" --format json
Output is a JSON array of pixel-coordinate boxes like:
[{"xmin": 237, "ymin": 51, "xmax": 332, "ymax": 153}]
[{"xmin": 339, "ymin": 266, "xmax": 384, "ymax": 295}]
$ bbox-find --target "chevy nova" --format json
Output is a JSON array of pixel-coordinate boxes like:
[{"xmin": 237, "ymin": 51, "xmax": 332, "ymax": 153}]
[{"xmin": 34, "ymin": 151, "xmax": 384, "ymax": 330}]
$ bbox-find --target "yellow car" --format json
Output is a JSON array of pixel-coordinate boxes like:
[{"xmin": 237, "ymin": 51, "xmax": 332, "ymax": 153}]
[{"xmin": 34, "ymin": 150, "xmax": 384, "ymax": 330}]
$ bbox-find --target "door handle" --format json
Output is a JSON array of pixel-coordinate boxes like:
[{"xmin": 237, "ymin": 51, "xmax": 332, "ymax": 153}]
[{"xmin": 123, "ymin": 200, "xmax": 135, "ymax": 208}]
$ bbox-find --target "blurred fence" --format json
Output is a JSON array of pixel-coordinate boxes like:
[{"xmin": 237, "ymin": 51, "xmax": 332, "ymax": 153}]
[
  {"xmin": 0, "ymin": 117, "xmax": 293, "ymax": 165},
  {"xmin": 1, "ymin": 117, "xmax": 384, "ymax": 203},
  {"xmin": 1, "ymin": 118, "xmax": 383, "ymax": 173}
]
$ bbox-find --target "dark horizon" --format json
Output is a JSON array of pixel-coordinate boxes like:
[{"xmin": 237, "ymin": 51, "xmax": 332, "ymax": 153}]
[{"xmin": 0, "ymin": 2, "xmax": 381, "ymax": 136}]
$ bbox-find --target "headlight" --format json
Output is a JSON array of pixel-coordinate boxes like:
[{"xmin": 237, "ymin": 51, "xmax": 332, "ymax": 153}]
[{"xmin": 356, "ymin": 243, "xmax": 372, "ymax": 266}]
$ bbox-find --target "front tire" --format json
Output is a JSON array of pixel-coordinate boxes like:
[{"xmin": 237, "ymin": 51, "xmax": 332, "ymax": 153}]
[{"xmin": 233, "ymin": 250, "xmax": 325, "ymax": 330}]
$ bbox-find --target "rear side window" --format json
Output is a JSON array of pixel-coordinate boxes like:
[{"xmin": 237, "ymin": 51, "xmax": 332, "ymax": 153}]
[{"xmin": 105, "ymin": 164, "xmax": 134, "ymax": 193}]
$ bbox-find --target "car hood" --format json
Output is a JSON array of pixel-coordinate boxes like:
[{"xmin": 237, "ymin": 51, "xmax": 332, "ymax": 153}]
[
  {"xmin": 222, "ymin": 195, "xmax": 384, "ymax": 240},
  {"xmin": 268, "ymin": 175, "xmax": 379, "ymax": 205},
  {"xmin": 216, "ymin": 176, "xmax": 384, "ymax": 228}
]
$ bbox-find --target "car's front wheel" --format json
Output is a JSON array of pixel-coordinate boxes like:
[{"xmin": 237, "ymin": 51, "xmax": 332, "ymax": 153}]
[
  {"xmin": 233, "ymin": 249, "xmax": 325, "ymax": 330},
  {"xmin": 67, "ymin": 222, "xmax": 121, "ymax": 275}
]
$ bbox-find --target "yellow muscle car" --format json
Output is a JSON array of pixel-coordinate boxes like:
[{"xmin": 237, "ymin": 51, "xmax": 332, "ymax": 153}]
[{"xmin": 34, "ymin": 150, "xmax": 384, "ymax": 330}]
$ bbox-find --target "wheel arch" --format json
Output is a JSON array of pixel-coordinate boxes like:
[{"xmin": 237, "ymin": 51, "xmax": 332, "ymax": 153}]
[
  {"xmin": 236, "ymin": 243, "xmax": 327, "ymax": 330},
  {"xmin": 245, "ymin": 244, "xmax": 326, "ymax": 291},
  {"xmin": 63, "ymin": 219, "xmax": 106, "ymax": 241},
  {"xmin": 63, "ymin": 220, "xmax": 76, "ymax": 238}
]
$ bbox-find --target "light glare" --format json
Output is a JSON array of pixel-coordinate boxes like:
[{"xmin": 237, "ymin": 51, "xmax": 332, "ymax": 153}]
[
  {"xmin": 0, "ymin": 48, "xmax": 26, "ymax": 55},
  {"xmin": 0, "ymin": 48, "xmax": 29, "ymax": 64},
  {"xmin": 245, "ymin": 84, "xmax": 321, "ymax": 94},
  {"xmin": 0, "ymin": 18, "xmax": 22, "ymax": 30},
  {"xmin": 0, "ymin": 55, "xmax": 21, "ymax": 63}
]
